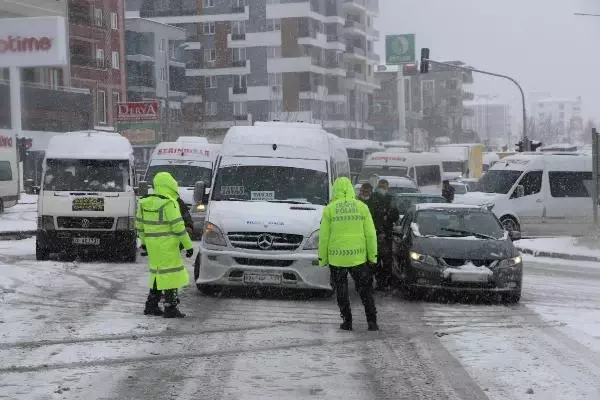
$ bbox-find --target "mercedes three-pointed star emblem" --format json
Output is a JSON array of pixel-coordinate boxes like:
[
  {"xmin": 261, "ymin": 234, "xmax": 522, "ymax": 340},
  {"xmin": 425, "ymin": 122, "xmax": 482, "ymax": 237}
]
[{"xmin": 257, "ymin": 233, "xmax": 274, "ymax": 250}]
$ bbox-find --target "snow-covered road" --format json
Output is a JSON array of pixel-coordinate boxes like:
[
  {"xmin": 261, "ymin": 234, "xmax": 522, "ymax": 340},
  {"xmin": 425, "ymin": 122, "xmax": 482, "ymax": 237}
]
[{"xmin": 0, "ymin": 239, "xmax": 599, "ymax": 399}]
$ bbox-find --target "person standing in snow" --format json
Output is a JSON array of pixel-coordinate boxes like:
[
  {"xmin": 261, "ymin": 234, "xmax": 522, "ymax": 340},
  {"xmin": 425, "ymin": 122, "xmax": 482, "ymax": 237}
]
[
  {"xmin": 442, "ymin": 180, "xmax": 455, "ymax": 203},
  {"xmin": 318, "ymin": 177, "xmax": 379, "ymax": 331},
  {"xmin": 136, "ymin": 172, "xmax": 194, "ymax": 318}
]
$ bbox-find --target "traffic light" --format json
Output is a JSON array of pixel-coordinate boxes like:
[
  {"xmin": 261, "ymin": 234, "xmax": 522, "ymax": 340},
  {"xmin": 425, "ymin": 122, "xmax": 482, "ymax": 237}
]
[
  {"xmin": 420, "ymin": 48, "xmax": 430, "ymax": 73},
  {"xmin": 16, "ymin": 137, "xmax": 32, "ymax": 162}
]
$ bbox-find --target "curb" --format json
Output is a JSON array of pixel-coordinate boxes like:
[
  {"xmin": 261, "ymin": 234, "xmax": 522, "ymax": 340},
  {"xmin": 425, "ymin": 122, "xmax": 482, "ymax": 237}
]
[
  {"xmin": 516, "ymin": 247, "xmax": 600, "ymax": 263},
  {"xmin": 0, "ymin": 230, "xmax": 36, "ymax": 240}
]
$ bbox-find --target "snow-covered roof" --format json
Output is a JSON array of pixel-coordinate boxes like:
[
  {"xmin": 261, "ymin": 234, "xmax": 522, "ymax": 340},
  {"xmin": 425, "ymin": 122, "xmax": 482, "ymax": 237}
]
[
  {"xmin": 176, "ymin": 136, "xmax": 209, "ymax": 143},
  {"xmin": 416, "ymin": 203, "xmax": 485, "ymax": 211},
  {"xmin": 45, "ymin": 131, "xmax": 133, "ymax": 160}
]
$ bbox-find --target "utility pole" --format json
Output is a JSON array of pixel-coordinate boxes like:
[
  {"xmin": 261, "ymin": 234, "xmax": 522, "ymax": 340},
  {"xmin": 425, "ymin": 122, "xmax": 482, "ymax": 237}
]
[
  {"xmin": 164, "ymin": 46, "xmax": 170, "ymax": 141},
  {"xmin": 423, "ymin": 58, "xmax": 530, "ymax": 151}
]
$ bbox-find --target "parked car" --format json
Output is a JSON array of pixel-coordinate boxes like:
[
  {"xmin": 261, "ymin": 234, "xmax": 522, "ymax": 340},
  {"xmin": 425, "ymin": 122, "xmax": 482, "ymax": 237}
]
[
  {"xmin": 391, "ymin": 193, "xmax": 448, "ymax": 226},
  {"xmin": 392, "ymin": 203, "xmax": 522, "ymax": 303}
]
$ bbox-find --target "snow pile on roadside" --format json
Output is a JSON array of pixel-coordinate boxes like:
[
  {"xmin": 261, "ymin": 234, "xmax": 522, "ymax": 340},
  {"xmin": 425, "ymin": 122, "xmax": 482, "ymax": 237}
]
[
  {"xmin": 0, "ymin": 198, "xmax": 37, "ymax": 233},
  {"xmin": 516, "ymin": 237, "xmax": 600, "ymax": 259}
]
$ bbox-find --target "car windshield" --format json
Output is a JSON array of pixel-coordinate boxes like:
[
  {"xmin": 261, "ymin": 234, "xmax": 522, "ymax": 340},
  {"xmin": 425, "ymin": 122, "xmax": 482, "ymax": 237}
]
[
  {"xmin": 415, "ymin": 209, "xmax": 505, "ymax": 239},
  {"xmin": 43, "ymin": 159, "xmax": 129, "ymax": 192},
  {"xmin": 358, "ymin": 166, "xmax": 408, "ymax": 181},
  {"xmin": 388, "ymin": 186, "xmax": 419, "ymax": 194},
  {"xmin": 145, "ymin": 164, "xmax": 212, "ymax": 187},
  {"xmin": 476, "ymin": 169, "xmax": 523, "ymax": 194},
  {"xmin": 451, "ymin": 183, "xmax": 467, "ymax": 194},
  {"xmin": 393, "ymin": 195, "xmax": 447, "ymax": 214},
  {"xmin": 212, "ymin": 165, "xmax": 329, "ymax": 205}
]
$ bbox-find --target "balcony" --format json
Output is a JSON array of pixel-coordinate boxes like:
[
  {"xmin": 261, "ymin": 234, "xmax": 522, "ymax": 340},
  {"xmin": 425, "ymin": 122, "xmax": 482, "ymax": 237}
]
[
  {"xmin": 367, "ymin": 52, "xmax": 380, "ymax": 62},
  {"xmin": 231, "ymin": 5, "xmax": 245, "ymax": 13},
  {"xmin": 232, "ymin": 60, "xmax": 247, "ymax": 67},
  {"xmin": 327, "ymin": 35, "xmax": 341, "ymax": 42},
  {"xmin": 232, "ymin": 86, "xmax": 247, "ymax": 94},
  {"xmin": 233, "ymin": 114, "xmax": 248, "ymax": 121},
  {"xmin": 344, "ymin": 45, "xmax": 366, "ymax": 60},
  {"xmin": 68, "ymin": 13, "xmax": 106, "ymax": 29},
  {"xmin": 71, "ymin": 54, "xmax": 108, "ymax": 69},
  {"xmin": 0, "ymin": 80, "xmax": 92, "ymax": 132},
  {"xmin": 231, "ymin": 33, "xmax": 246, "ymax": 41},
  {"xmin": 343, "ymin": 20, "xmax": 366, "ymax": 35},
  {"xmin": 343, "ymin": 0, "xmax": 379, "ymax": 13}
]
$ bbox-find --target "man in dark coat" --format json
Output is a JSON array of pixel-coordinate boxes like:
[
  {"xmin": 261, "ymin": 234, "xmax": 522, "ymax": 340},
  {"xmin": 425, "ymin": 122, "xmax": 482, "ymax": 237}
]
[
  {"xmin": 442, "ymin": 180, "xmax": 455, "ymax": 203},
  {"xmin": 370, "ymin": 179, "xmax": 399, "ymax": 291}
]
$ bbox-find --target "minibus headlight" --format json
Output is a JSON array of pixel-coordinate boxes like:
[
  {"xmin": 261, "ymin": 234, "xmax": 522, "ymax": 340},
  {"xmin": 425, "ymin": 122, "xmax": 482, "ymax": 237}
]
[
  {"xmin": 203, "ymin": 222, "xmax": 227, "ymax": 247},
  {"xmin": 116, "ymin": 217, "xmax": 135, "ymax": 230},
  {"xmin": 304, "ymin": 230, "xmax": 319, "ymax": 250}
]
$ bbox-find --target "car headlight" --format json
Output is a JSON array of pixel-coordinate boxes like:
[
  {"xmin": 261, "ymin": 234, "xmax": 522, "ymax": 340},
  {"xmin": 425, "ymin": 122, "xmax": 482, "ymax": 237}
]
[
  {"xmin": 498, "ymin": 255, "xmax": 522, "ymax": 268},
  {"xmin": 39, "ymin": 215, "xmax": 55, "ymax": 230},
  {"xmin": 409, "ymin": 251, "xmax": 438, "ymax": 265},
  {"xmin": 192, "ymin": 204, "xmax": 206, "ymax": 213},
  {"xmin": 116, "ymin": 217, "xmax": 135, "ymax": 230},
  {"xmin": 202, "ymin": 222, "xmax": 227, "ymax": 247},
  {"xmin": 304, "ymin": 230, "xmax": 319, "ymax": 250}
]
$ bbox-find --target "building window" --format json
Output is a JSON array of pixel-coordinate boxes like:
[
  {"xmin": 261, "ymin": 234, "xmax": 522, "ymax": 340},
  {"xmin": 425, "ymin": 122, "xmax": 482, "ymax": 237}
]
[
  {"xmin": 111, "ymin": 51, "xmax": 120, "ymax": 69},
  {"xmin": 266, "ymin": 19, "xmax": 281, "ymax": 31},
  {"xmin": 112, "ymin": 92, "xmax": 120, "ymax": 114},
  {"xmin": 233, "ymin": 75, "xmax": 247, "ymax": 88},
  {"xmin": 204, "ymin": 76, "xmax": 217, "ymax": 88},
  {"xmin": 232, "ymin": 47, "xmax": 246, "ymax": 61},
  {"xmin": 111, "ymin": 12, "xmax": 118, "ymax": 30},
  {"xmin": 203, "ymin": 22, "xmax": 215, "ymax": 35},
  {"xmin": 232, "ymin": 21, "xmax": 246, "ymax": 35},
  {"xmin": 97, "ymin": 90, "xmax": 106, "ymax": 123},
  {"xmin": 233, "ymin": 101, "xmax": 247, "ymax": 115},
  {"xmin": 93, "ymin": 8, "xmax": 103, "ymax": 27},
  {"xmin": 205, "ymin": 102, "xmax": 217, "ymax": 115},
  {"xmin": 203, "ymin": 0, "xmax": 214, "ymax": 7},
  {"xmin": 95, "ymin": 48, "xmax": 105, "ymax": 68},
  {"xmin": 160, "ymin": 67, "xmax": 166, "ymax": 81},
  {"xmin": 268, "ymin": 73, "xmax": 282, "ymax": 87},
  {"xmin": 204, "ymin": 49, "xmax": 216, "ymax": 62},
  {"xmin": 266, "ymin": 46, "xmax": 281, "ymax": 58},
  {"xmin": 559, "ymin": 103, "xmax": 565, "ymax": 110},
  {"xmin": 299, "ymin": 99, "xmax": 311, "ymax": 111}
]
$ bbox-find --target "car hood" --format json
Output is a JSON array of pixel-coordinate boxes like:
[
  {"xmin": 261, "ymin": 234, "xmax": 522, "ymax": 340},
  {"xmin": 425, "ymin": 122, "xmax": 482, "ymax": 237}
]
[
  {"xmin": 207, "ymin": 200, "xmax": 323, "ymax": 235},
  {"xmin": 452, "ymin": 191, "xmax": 505, "ymax": 206},
  {"xmin": 412, "ymin": 236, "xmax": 518, "ymax": 259}
]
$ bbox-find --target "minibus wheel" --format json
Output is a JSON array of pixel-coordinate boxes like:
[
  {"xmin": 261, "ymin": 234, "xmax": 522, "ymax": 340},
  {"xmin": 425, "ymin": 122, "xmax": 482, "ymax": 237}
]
[{"xmin": 500, "ymin": 216, "xmax": 520, "ymax": 232}]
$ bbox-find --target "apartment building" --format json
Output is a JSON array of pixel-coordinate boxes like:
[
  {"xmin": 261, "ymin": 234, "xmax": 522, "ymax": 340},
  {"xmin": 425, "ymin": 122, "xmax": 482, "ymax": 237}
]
[
  {"xmin": 531, "ymin": 96, "xmax": 582, "ymax": 137},
  {"xmin": 463, "ymin": 97, "xmax": 512, "ymax": 147},
  {"xmin": 68, "ymin": 0, "xmax": 127, "ymax": 126},
  {"xmin": 135, "ymin": 0, "xmax": 380, "ymax": 139}
]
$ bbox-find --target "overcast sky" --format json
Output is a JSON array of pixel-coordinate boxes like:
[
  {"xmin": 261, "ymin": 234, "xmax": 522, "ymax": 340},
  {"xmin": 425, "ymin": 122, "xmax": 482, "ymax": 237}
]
[{"xmin": 377, "ymin": 0, "xmax": 600, "ymax": 123}]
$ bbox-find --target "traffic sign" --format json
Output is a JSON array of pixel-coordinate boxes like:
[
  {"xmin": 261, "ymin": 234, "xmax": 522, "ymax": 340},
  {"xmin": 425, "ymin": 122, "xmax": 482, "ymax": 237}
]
[{"xmin": 385, "ymin": 34, "xmax": 416, "ymax": 65}]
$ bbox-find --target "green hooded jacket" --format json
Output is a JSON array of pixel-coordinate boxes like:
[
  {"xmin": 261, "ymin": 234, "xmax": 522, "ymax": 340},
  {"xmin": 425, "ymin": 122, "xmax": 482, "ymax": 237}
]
[
  {"xmin": 318, "ymin": 177, "xmax": 377, "ymax": 267},
  {"xmin": 136, "ymin": 172, "xmax": 193, "ymax": 290}
]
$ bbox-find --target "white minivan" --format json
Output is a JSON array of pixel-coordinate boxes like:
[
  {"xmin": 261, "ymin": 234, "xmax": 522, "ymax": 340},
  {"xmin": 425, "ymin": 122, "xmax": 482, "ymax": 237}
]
[
  {"xmin": 195, "ymin": 122, "xmax": 350, "ymax": 295},
  {"xmin": 36, "ymin": 131, "xmax": 138, "ymax": 261},
  {"xmin": 0, "ymin": 132, "xmax": 18, "ymax": 213},
  {"xmin": 360, "ymin": 152, "xmax": 444, "ymax": 195},
  {"xmin": 143, "ymin": 140, "xmax": 221, "ymax": 236},
  {"xmin": 454, "ymin": 152, "xmax": 594, "ymax": 236}
]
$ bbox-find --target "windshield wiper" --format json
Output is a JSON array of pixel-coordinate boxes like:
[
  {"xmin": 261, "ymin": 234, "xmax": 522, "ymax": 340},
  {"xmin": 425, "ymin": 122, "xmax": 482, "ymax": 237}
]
[
  {"xmin": 440, "ymin": 227, "xmax": 497, "ymax": 240},
  {"xmin": 268, "ymin": 199, "xmax": 310, "ymax": 204}
]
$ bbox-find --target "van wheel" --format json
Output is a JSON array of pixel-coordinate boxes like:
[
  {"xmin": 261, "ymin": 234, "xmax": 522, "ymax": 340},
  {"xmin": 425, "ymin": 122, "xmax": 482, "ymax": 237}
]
[
  {"xmin": 36, "ymin": 241, "xmax": 49, "ymax": 261},
  {"xmin": 196, "ymin": 284, "xmax": 218, "ymax": 296},
  {"xmin": 500, "ymin": 216, "xmax": 520, "ymax": 232}
]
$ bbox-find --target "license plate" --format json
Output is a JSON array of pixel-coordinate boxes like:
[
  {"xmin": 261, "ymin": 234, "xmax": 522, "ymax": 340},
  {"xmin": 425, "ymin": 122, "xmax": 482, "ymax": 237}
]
[
  {"xmin": 243, "ymin": 273, "xmax": 282, "ymax": 285},
  {"xmin": 450, "ymin": 272, "xmax": 490, "ymax": 283},
  {"xmin": 73, "ymin": 237, "xmax": 100, "ymax": 245}
]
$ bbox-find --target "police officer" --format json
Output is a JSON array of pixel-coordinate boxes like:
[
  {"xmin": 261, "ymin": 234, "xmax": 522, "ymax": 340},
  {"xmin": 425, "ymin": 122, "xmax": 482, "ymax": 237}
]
[
  {"xmin": 319, "ymin": 177, "xmax": 379, "ymax": 331},
  {"xmin": 137, "ymin": 172, "xmax": 194, "ymax": 318}
]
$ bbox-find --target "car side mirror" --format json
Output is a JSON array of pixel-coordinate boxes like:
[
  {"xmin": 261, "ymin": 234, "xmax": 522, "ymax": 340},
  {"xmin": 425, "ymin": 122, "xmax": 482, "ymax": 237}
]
[
  {"xmin": 515, "ymin": 185, "xmax": 525, "ymax": 198},
  {"xmin": 193, "ymin": 181, "xmax": 206, "ymax": 204},
  {"xmin": 137, "ymin": 181, "xmax": 149, "ymax": 197},
  {"xmin": 509, "ymin": 230, "xmax": 521, "ymax": 241}
]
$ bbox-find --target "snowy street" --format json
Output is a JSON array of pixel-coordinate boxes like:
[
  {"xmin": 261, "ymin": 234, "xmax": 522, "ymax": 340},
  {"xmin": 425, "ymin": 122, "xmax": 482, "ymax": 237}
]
[{"xmin": 1, "ymin": 237, "xmax": 599, "ymax": 399}]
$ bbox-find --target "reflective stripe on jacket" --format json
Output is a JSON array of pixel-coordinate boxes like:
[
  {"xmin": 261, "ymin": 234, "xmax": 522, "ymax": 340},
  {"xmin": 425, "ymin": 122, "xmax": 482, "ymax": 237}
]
[
  {"xmin": 136, "ymin": 172, "xmax": 193, "ymax": 290},
  {"xmin": 318, "ymin": 177, "xmax": 377, "ymax": 268}
]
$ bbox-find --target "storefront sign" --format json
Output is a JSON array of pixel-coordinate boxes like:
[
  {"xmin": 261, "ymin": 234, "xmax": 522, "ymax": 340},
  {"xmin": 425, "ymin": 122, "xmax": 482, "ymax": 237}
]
[
  {"xmin": 0, "ymin": 135, "xmax": 13, "ymax": 147},
  {"xmin": 117, "ymin": 101, "xmax": 159, "ymax": 121},
  {"xmin": 117, "ymin": 122, "xmax": 158, "ymax": 146},
  {"xmin": 0, "ymin": 17, "xmax": 67, "ymax": 67}
]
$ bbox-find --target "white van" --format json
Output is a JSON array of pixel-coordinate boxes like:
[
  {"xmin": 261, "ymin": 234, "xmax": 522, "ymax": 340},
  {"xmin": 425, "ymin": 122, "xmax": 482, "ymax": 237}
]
[
  {"xmin": 36, "ymin": 131, "xmax": 137, "ymax": 261},
  {"xmin": 454, "ymin": 152, "xmax": 594, "ymax": 236},
  {"xmin": 434, "ymin": 143, "xmax": 485, "ymax": 180},
  {"xmin": 143, "ymin": 141, "xmax": 221, "ymax": 236},
  {"xmin": 360, "ymin": 152, "xmax": 443, "ymax": 195},
  {"xmin": 0, "ymin": 132, "xmax": 18, "ymax": 213},
  {"xmin": 176, "ymin": 136, "xmax": 209, "ymax": 144},
  {"xmin": 195, "ymin": 122, "xmax": 350, "ymax": 295}
]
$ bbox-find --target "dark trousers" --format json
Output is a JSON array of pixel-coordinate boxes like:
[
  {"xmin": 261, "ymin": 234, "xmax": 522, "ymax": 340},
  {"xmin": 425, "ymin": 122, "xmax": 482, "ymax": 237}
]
[
  {"xmin": 374, "ymin": 237, "xmax": 393, "ymax": 288},
  {"xmin": 330, "ymin": 264, "xmax": 377, "ymax": 323},
  {"xmin": 146, "ymin": 278, "xmax": 180, "ymax": 308}
]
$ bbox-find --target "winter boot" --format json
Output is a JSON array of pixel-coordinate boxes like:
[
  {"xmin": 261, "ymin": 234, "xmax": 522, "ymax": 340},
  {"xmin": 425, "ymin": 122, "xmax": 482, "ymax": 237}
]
[
  {"xmin": 367, "ymin": 320, "xmax": 379, "ymax": 331},
  {"xmin": 143, "ymin": 303, "xmax": 163, "ymax": 316},
  {"xmin": 340, "ymin": 318, "xmax": 352, "ymax": 331},
  {"xmin": 163, "ymin": 306, "xmax": 186, "ymax": 318}
]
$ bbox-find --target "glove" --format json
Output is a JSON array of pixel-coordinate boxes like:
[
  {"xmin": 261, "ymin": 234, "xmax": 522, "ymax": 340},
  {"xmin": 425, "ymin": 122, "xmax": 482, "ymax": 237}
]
[
  {"xmin": 185, "ymin": 248, "xmax": 194, "ymax": 258},
  {"xmin": 140, "ymin": 245, "xmax": 147, "ymax": 256}
]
